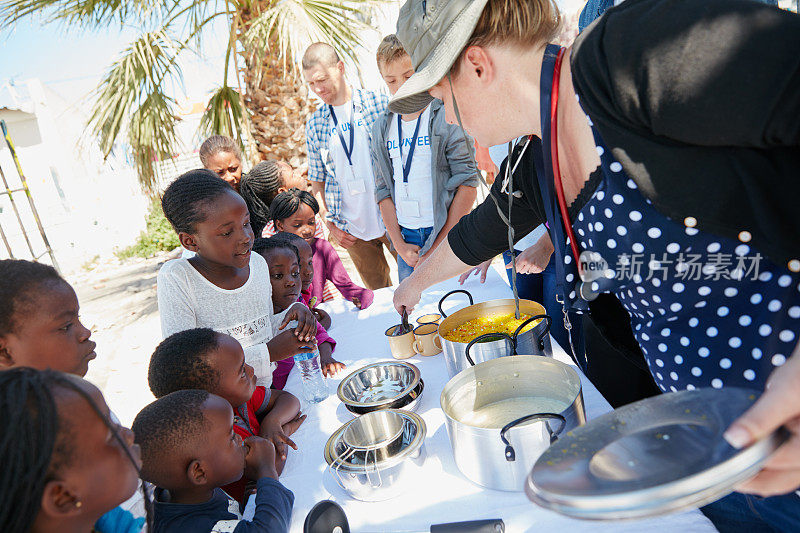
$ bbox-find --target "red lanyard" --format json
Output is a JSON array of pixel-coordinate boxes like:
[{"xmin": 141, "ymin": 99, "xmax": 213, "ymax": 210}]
[{"xmin": 549, "ymin": 47, "xmax": 584, "ymax": 277}]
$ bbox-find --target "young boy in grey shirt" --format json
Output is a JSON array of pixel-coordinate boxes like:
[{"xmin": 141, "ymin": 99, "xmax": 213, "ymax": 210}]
[{"xmin": 370, "ymin": 34, "xmax": 479, "ymax": 282}]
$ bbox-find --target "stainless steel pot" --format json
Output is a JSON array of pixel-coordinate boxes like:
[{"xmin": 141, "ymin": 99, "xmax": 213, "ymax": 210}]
[
  {"xmin": 437, "ymin": 289, "xmax": 553, "ymax": 378},
  {"xmin": 440, "ymin": 356, "xmax": 586, "ymax": 492},
  {"xmin": 325, "ymin": 409, "xmax": 427, "ymax": 501}
]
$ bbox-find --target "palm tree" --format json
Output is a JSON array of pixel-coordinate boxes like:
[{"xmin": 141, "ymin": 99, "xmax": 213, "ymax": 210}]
[{"xmin": 0, "ymin": 0, "xmax": 382, "ymax": 192}]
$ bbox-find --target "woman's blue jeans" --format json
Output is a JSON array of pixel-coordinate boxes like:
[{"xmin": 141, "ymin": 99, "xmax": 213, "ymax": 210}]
[{"xmin": 701, "ymin": 490, "xmax": 800, "ymax": 532}]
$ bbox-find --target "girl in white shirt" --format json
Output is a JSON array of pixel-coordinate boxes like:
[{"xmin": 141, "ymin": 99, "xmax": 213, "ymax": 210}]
[{"xmin": 157, "ymin": 169, "xmax": 316, "ymax": 387}]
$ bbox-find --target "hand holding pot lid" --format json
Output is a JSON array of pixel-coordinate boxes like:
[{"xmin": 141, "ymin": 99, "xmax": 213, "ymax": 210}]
[
  {"xmin": 525, "ymin": 387, "xmax": 791, "ymax": 520},
  {"xmin": 723, "ymin": 349, "xmax": 800, "ymax": 497}
]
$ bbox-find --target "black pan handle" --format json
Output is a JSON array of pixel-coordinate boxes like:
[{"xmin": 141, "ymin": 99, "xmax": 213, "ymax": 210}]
[
  {"xmin": 464, "ymin": 332, "xmax": 515, "ymax": 367},
  {"xmin": 500, "ymin": 413, "xmax": 566, "ymax": 461},
  {"xmin": 512, "ymin": 314, "xmax": 552, "ymax": 352},
  {"xmin": 431, "ymin": 519, "xmax": 505, "ymax": 533},
  {"xmin": 438, "ymin": 289, "xmax": 474, "ymax": 318}
]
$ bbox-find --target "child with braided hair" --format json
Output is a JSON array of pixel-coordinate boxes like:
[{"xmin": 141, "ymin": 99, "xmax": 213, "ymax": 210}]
[
  {"xmin": 243, "ymin": 162, "xmax": 341, "ymax": 302},
  {"xmin": 0, "ymin": 368, "xmax": 147, "ymax": 533},
  {"xmin": 253, "ymin": 237, "xmax": 344, "ymax": 384},
  {"xmin": 270, "ymin": 188, "xmax": 374, "ymax": 310},
  {"xmin": 238, "ymin": 160, "xmax": 310, "ymax": 238}
]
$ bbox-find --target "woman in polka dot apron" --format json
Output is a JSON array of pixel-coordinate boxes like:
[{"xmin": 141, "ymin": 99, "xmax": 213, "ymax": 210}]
[{"xmin": 389, "ymin": 0, "xmax": 800, "ymax": 530}]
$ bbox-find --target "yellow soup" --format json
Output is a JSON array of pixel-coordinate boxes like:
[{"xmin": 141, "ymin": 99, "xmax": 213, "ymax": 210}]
[{"xmin": 443, "ymin": 313, "xmax": 541, "ymax": 343}]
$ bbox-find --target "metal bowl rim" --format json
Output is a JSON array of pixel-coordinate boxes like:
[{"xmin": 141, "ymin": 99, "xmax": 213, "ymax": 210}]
[
  {"xmin": 341, "ymin": 410, "xmax": 406, "ymax": 451},
  {"xmin": 324, "ymin": 409, "xmax": 427, "ymax": 471},
  {"xmin": 337, "ymin": 361, "xmax": 421, "ymax": 407},
  {"xmin": 344, "ymin": 379, "xmax": 425, "ymax": 415},
  {"xmin": 439, "ymin": 355, "xmax": 583, "ymax": 430},
  {"xmin": 438, "ymin": 298, "xmax": 547, "ymax": 342}
]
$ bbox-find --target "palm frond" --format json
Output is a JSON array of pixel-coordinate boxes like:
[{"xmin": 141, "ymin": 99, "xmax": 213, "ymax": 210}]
[
  {"xmin": 0, "ymin": 0, "xmax": 169, "ymax": 28},
  {"xmin": 88, "ymin": 29, "xmax": 182, "ymax": 156},
  {"xmin": 163, "ymin": 0, "xmax": 225, "ymax": 49},
  {"xmin": 87, "ymin": 29, "xmax": 185, "ymax": 192},
  {"xmin": 241, "ymin": 0, "xmax": 380, "ymax": 78},
  {"xmin": 199, "ymin": 85, "xmax": 251, "ymax": 151},
  {"xmin": 128, "ymin": 90, "xmax": 181, "ymax": 193}
]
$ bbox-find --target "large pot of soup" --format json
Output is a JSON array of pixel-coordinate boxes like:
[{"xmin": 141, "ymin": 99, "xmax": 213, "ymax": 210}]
[
  {"xmin": 437, "ymin": 289, "xmax": 552, "ymax": 379},
  {"xmin": 440, "ymin": 356, "xmax": 586, "ymax": 491}
]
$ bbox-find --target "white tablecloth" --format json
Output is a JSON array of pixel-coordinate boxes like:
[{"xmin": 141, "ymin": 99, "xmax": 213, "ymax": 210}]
[{"xmin": 280, "ymin": 269, "xmax": 716, "ymax": 532}]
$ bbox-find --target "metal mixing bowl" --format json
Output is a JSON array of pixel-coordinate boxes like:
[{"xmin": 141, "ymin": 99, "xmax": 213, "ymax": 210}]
[
  {"xmin": 342, "ymin": 410, "xmax": 406, "ymax": 462},
  {"xmin": 344, "ymin": 380, "xmax": 425, "ymax": 416},
  {"xmin": 338, "ymin": 361, "xmax": 421, "ymax": 411}
]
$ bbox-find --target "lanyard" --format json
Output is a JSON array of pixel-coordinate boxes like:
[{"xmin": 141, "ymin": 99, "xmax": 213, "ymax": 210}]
[
  {"xmin": 536, "ymin": 44, "xmax": 590, "ymax": 366},
  {"xmin": 397, "ymin": 114, "xmax": 422, "ymax": 184},
  {"xmin": 540, "ymin": 45, "xmax": 599, "ymax": 312},
  {"xmin": 329, "ymin": 102, "xmax": 355, "ymax": 166},
  {"xmin": 537, "ymin": 45, "xmax": 592, "ymax": 313},
  {"xmin": 538, "ymin": 44, "xmax": 571, "ymax": 304},
  {"xmin": 549, "ymin": 48, "xmax": 583, "ymax": 272}
]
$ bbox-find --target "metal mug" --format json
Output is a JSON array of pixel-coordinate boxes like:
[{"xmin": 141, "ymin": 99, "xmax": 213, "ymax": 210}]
[
  {"xmin": 412, "ymin": 323, "xmax": 443, "ymax": 356},
  {"xmin": 385, "ymin": 325, "xmax": 415, "ymax": 360},
  {"xmin": 416, "ymin": 313, "xmax": 442, "ymax": 325}
]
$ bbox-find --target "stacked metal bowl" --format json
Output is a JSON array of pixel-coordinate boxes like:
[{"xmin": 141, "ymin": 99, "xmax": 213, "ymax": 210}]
[
  {"xmin": 337, "ymin": 361, "xmax": 424, "ymax": 415},
  {"xmin": 327, "ymin": 361, "xmax": 428, "ymax": 500},
  {"xmin": 324, "ymin": 409, "xmax": 427, "ymax": 501}
]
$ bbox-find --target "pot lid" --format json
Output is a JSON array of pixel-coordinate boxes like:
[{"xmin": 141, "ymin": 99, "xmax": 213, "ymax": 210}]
[{"xmin": 525, "ymin": 387, "xmax": 789, "ymax": 520}]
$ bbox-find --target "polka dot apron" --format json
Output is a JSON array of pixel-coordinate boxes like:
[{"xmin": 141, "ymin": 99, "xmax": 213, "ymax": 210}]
[{"xmin": 559, "ymin": 127, "xmax": 800, "ymax": 393}]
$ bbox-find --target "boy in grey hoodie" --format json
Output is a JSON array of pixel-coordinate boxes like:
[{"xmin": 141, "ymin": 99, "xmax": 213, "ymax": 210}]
[{"xmin": 370, "ymin": 34, "xmax": 479, "ymax": 282}]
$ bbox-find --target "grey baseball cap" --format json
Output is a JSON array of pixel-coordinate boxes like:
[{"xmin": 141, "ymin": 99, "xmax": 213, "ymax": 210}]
[{"xmin": 389, "ymin": 0, "xmax": 490, "ymax": 115}]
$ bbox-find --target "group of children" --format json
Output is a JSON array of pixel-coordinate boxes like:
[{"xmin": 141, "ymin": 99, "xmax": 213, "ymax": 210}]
[
  {"xmin": 0, "ymin": 32, "xmax": 475, "ymax": 533},
  {"xmin": 0, "ymin": 166, "xmax": 362, "ymax": 531},
  {"xmin": 1, "ymin": 261, "xmax": 149, "ymax": 532},
  {"xmin": 0, "ymin": 163, "xmax": 359, "ymax": 531}
]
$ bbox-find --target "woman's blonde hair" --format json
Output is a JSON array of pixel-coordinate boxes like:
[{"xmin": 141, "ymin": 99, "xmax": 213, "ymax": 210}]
[{"xmin": 452, "ymin": 0, "xmax": 561, "ymax": 76}]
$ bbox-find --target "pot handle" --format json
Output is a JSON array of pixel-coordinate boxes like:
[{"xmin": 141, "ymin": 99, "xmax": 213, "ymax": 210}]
[
  {"xmin": 500, "ymin": 413, "xmax": 567, "ymax": 462},
  {"xmin": 465, "ymin": 332, "xmax": 515, "ymax": 366},
  {"xmin": 364, "ymin": 448, "xmax": 384, "ymax": 488},
  {"xmin": 512, "ymin": 314, "xmax": 552, "ymax": 352},
  {"xmin": 327, "ymin": 447, "xmax": 357, "ymax": 491},
  {"xmin": 438, "ymin": 289, "xmax": 474, "ymax": 318}
]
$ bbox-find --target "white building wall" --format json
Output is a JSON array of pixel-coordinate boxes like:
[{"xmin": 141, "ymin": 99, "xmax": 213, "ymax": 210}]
[{"xmin": 0, "ymin": 79, "xmax": 148, "ymax": 273}]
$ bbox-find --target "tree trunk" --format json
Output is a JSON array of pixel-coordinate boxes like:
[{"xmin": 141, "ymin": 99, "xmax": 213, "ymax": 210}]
[{"xmin": 237, "ymin": 8, "xmax": 317, "ymax": 172}]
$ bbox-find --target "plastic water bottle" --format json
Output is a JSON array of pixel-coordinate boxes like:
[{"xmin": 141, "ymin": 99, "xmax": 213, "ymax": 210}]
[{"xmin": 294, "ymin": 350, "xmax": 328, "ymax": 403}]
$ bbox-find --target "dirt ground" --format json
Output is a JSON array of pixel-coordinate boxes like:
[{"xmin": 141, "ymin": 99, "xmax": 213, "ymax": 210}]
[{"xmin": 72, "ymin": 243, "xmax": 399, "ymax": 426}]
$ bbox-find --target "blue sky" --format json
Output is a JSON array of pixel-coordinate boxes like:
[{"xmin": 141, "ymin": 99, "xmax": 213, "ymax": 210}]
[
  {"xmin": 2, "ymin": 14, "xmax": 229, "ymax": 106},
  {"xmin": 4, "ymin": 18, "xmax": 140, "ymax": 101},
  {"xmin": 3, "ymin": 0, "xmax": 587, "ymax": 106}
]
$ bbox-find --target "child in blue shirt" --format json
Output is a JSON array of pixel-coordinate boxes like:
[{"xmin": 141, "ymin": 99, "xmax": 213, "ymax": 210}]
[
  {"xmin": 133, "ymin": 389, "xmax": 293, "ymax": 532},
  {"xmin": 147, "ymin": 328, "xmax": 305, "ymax": 506}
]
